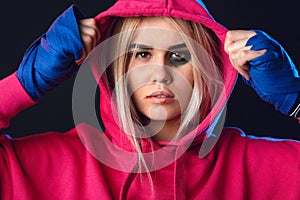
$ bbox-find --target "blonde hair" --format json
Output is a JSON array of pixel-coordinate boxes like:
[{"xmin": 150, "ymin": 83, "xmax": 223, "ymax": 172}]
[{"xmin": 103, "ymin": 16, "xmax": 223, "ymax": 176}]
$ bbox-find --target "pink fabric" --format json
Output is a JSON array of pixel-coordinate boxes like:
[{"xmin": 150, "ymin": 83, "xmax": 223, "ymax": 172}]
[
  {"xmin": 0, "ymin": 0, "xmax": 300, "ymax": 199},
  {"xmin": 1, "ymin": 125, "xmax": 300, "ymax": 199},
  {"xmin": 0, "ymin": 73, "xmax": 35, "ymax": 129}
]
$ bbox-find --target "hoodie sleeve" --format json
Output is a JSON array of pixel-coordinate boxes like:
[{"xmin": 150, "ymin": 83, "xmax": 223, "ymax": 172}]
[{"xmin": 0, "ymin": 73, "xmax": 36, "ymax": 129}]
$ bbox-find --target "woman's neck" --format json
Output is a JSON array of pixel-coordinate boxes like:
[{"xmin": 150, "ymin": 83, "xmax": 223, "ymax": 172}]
[{"xmin": 147, "ymin": 118, "xmax": 181, "ymax": 141}]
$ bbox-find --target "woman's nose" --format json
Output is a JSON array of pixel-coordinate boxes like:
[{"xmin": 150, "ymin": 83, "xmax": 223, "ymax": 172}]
[{"xmin": 150, "ymin": 54, "xmax": 172, "ymax": 84}]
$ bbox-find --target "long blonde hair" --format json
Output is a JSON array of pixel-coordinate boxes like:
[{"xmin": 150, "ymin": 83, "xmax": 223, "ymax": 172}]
[{"xmin": 103, "ymin": 16, "xmax": 223, "ymax": 174}]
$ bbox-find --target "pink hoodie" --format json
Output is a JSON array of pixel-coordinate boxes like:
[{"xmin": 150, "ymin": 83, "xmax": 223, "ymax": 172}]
[{"xmin": 0, "ymin": 0, "xmax": 300, "ymax": 199}]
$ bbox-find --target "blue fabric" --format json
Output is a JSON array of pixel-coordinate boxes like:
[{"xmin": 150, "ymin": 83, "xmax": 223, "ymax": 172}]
[
  {"xmin": 244, "ymin": 30, "xmax": 300, "ymax": 115},
  {"xmin": 16, "ymin": 5, "xmax": 85, "ymax": 101}
]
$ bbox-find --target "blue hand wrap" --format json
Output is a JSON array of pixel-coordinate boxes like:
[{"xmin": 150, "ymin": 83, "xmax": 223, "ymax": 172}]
[
  {"xmin": 244, "ymin": 30, "xmax": 300, "ymax": 115},
  {"xmin": 16, "ymin": 5, "xmax": 85, "ymax": 101}
]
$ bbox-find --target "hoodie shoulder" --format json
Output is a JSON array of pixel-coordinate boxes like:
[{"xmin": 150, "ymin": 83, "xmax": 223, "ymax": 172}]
[{"xmin": 218, "ymin": 127, "xmax": 300, "ymax": 170}]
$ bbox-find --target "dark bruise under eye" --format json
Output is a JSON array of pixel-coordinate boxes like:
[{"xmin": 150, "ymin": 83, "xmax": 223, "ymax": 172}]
[{"xmin": 169, "ymin": 50, "xmax": 191, "ymax": 67}]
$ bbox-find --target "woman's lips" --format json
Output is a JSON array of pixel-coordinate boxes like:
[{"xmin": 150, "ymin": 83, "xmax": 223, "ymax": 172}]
[{"xmin": 146, "ymin": 90, "xmax": 175, "ymax": 104}]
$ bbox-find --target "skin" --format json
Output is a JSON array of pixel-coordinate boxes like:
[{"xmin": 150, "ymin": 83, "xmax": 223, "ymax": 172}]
[
  {"xmin": 126, "ymin": 17, "xmax": 194, "ymax": 141},
  {"xmin": 224, "ymin": 30, "xmax": 266, "ymax": 80},
  {"xmin": 75, "ymin": 18, "xmax": 100, "ymax": 65}
]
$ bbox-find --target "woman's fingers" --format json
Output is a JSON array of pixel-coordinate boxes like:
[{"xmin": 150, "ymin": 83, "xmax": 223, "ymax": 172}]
[
  {"xmin": 224, "ymin": 30, "xmax": 256, "ymax": 53},
  {"xmin": 224, "ymin": 30, "xmax": 266, "ymax": 80},
  {"xmin": 76, "ymin": 18, "xmax": 100, "ymax": 65},
  {"xmin": 230, "ymin": 49, "xmax": 266, "ymax": 80}
]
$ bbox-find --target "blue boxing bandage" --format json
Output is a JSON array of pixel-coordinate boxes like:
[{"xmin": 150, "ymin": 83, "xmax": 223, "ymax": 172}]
[
  {"xmin": 244, "ymin": 30, "xmax": 300, "ymax": 117},
  {"xmin": 16, "ymin": 5, "xmax": 85, "ymax": 101}
]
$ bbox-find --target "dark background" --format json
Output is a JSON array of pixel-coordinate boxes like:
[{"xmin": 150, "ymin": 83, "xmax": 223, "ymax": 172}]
[{"xmin": 0, "ymin": 0, "xmax": 299, "ymax": 139}]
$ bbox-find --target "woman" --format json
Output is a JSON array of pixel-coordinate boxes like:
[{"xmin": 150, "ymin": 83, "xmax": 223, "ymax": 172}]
[{"xmin": 0, "ymin": 0, "xmax": 299, "ymax": 199}]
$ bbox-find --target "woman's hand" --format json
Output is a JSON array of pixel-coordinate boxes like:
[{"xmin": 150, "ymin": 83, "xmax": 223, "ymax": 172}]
[
  {"xmin": 16, "ymin": 6, "xmax": 100, "ymax": 101},
  {"xmin": 224, "ymin": 30, "xmax": 266, "ymax": 81},
  {"xmin": 224, "ymin": 29, "xmax": 300, "ymax": 116},
  {"xmin": 76, "ymin": 18, "xmax": 101, "ymax": 65}
]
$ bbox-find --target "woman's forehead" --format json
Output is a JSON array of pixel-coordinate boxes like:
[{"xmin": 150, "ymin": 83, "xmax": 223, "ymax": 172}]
[{"xmin": 131, "ymin": 18, "xmax": 186, "ymax": 50}]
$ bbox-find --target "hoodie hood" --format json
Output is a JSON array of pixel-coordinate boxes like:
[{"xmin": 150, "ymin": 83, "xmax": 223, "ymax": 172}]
[{"xmin": 90, "ymin": 0, "xmax": 237, "ymax": 153}]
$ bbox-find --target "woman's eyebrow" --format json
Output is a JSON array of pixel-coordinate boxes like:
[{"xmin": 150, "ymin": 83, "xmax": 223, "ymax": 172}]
[
  {"xmin": 127, "ymin": 43, "xmax": 187, "ymax": 51},
  {"xmin": 168, "ymin": 43, "xmax": 187, "ymax": 51},
  {"xmin": 128, "ymin": 43, "xmax": 153, "ymax": 51}
]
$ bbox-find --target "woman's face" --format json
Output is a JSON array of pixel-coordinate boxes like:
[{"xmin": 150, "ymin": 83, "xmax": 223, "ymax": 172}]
[{"xmin": 126, "ymin": 17, "xmax": 194, "ymax": 123}]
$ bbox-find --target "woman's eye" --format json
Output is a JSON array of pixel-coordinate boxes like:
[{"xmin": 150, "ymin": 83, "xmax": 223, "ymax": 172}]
[
  {"xmin": 135, "ymin": 51, "xmax": 151, "ymax": 59},
  {"xmin": 169, "ymin": 51, "xmax": 191, "ymax": 67}
]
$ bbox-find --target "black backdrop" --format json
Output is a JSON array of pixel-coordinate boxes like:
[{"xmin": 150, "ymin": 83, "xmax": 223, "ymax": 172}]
[{"xmin": 0, "ymin": 0, "xmax": 299, "ymax": 139}]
